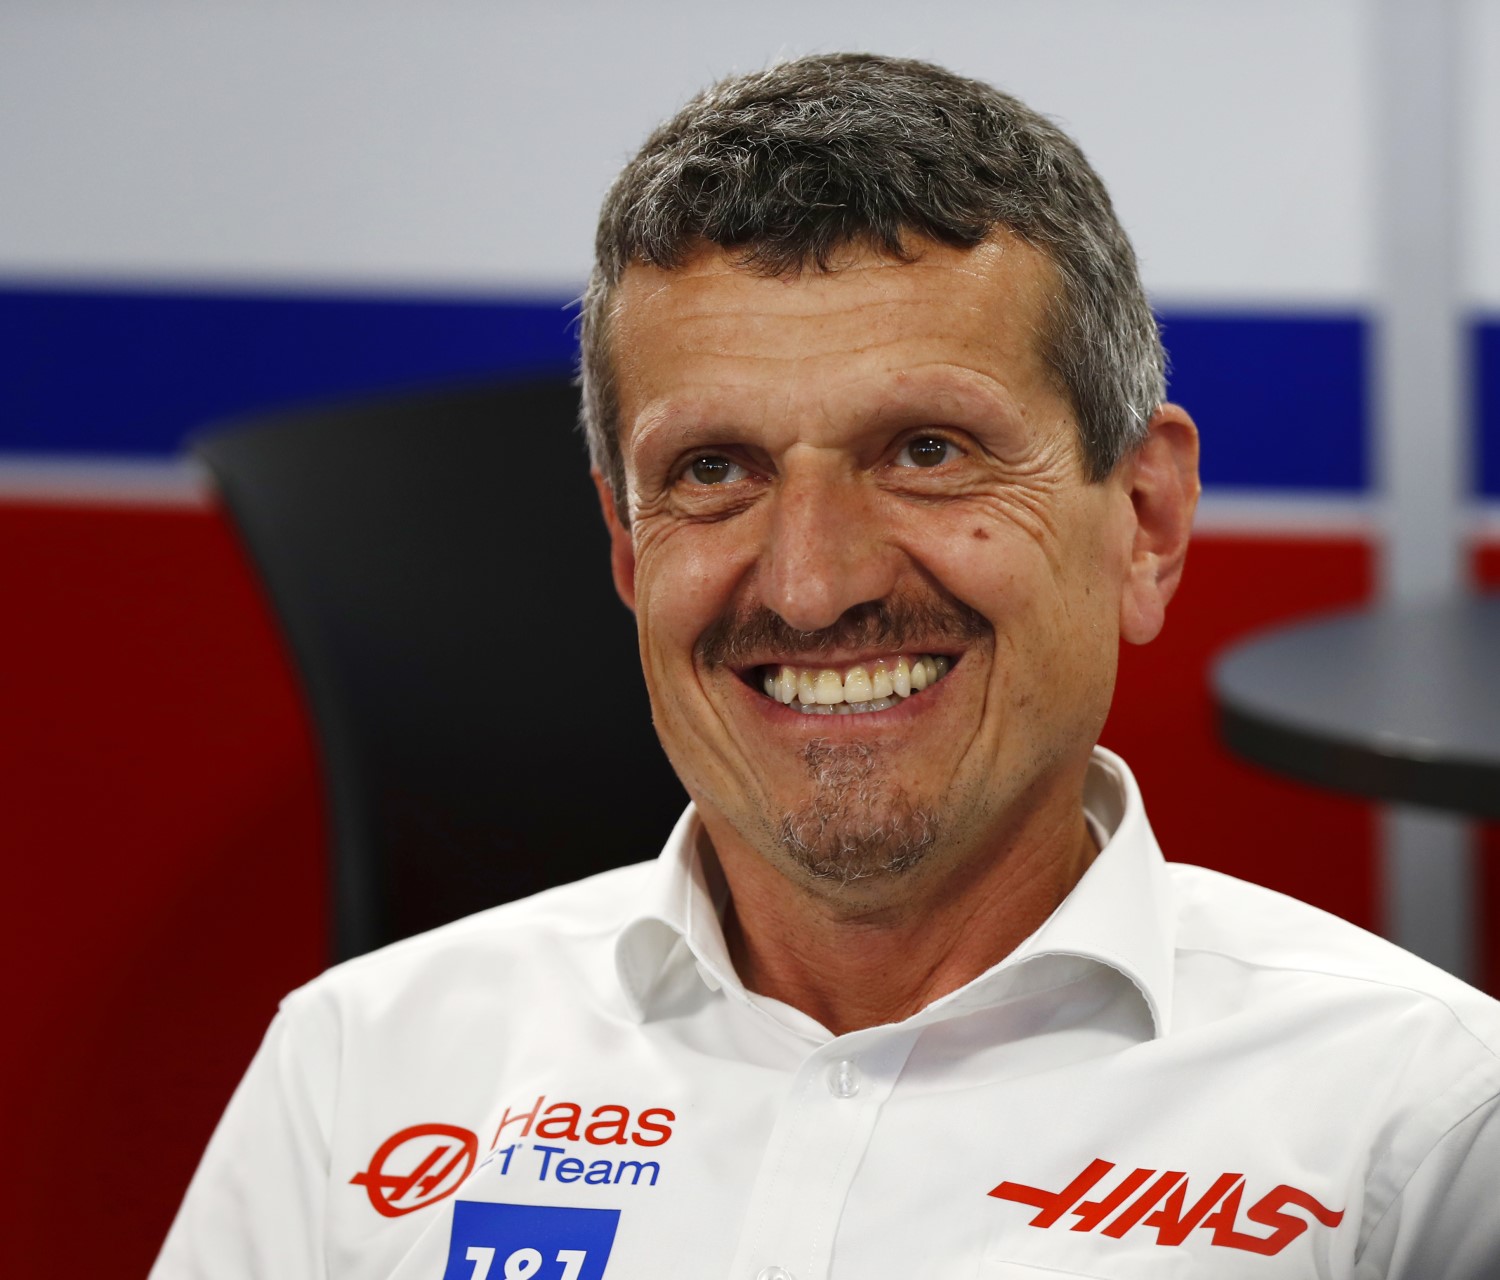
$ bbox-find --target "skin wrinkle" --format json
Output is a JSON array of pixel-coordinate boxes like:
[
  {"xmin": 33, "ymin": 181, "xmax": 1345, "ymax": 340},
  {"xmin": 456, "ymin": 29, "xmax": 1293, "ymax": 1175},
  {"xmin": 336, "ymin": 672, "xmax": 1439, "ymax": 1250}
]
[
  {"xmin": 596, "ymin": 233, "xmax": 1093, "ymax": 514},
  {"xmin": 943, "ymin": 480, "xmax": 1074, "ymax": 583},
  {"xmin": 580, "ymin": 56, "xmax": 1168, "ymax": 518},
  {"xmin": 636, "ymin": 407, "xmax": 1057, "ymax": 522},
  {"xmin": 598, "ymin": 232, "xmax": 1197, "ymax": 1034},
  {"xmin": 725, "ymin": 773, "xmax": 1093, "ymax": 1026},
  {"xmin": 629, "ymin": 362, "xmax": 1038, "ymax": 487}
]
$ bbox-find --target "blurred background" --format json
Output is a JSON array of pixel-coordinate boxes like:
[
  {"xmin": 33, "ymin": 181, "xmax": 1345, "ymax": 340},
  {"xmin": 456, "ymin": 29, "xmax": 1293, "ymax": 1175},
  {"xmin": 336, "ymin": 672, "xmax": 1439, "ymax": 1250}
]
[{"xmin": 3, "ymin": 0, "xmax": 1499, "ymax": 1271}]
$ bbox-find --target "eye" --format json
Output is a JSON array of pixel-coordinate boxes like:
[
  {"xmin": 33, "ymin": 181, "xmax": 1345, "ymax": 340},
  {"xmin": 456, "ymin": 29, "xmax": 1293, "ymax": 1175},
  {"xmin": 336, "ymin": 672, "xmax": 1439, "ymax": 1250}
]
[
  {"xmin": 895, "ymin": 435, "xmax": 959, "ymax": 468},
  {"xmin": 683, "ymin": 454, "xmax": 747, "ymax": 486}
]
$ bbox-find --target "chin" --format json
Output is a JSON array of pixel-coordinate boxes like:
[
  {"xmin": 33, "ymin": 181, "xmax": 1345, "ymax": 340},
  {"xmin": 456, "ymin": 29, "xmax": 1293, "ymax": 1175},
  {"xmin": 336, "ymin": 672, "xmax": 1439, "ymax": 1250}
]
[{"xmin": 767, "ymin": 738, "xmax": 942, "ymax": 886}]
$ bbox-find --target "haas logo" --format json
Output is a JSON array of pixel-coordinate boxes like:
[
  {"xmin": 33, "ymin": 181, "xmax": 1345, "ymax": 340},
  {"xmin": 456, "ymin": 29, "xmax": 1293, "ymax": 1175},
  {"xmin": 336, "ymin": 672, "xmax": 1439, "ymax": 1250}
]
[
  {"xmin": 351, "ymin": 1123, "xmax": 479, "ymax": 1217},
  {"xmin": 989, "ymin": 1157, "xmax": 1344, "ymax": 1256}
]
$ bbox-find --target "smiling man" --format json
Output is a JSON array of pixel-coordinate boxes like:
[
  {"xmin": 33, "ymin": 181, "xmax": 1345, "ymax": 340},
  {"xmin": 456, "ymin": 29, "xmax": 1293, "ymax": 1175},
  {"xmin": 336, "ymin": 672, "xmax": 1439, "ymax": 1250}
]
[
  {"xmin": 595, "ymin": 227, "xmax": 1191, "ymax": 1037},
  {"xmin": 155, "ymin": 54, "xmax": 1500, "ymax": 1280}
]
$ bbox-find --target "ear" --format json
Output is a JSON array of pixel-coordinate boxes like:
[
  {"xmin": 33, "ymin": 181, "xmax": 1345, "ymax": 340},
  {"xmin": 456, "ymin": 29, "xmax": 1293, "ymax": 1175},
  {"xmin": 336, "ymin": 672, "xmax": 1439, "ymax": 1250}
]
[
  {"xmin": 1118, "ymin": 404, "xmax": 1200, "ymax": 646},
  {"xmin": 592, "ymin": 468, "xmax": 637, "ymax": 612}
]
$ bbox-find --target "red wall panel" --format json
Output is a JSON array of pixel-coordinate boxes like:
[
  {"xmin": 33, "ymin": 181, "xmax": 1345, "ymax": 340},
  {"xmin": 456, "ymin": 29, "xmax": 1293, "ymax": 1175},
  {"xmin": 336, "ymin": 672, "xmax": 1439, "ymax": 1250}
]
[
  {"xmin": 1473, "ymin": 540, "xmax": 1500, "ymax": 998},
  {"xmin": 1103, "ymin": 533, "xmax": 1377, "ymax": 928},
  {"xmin": 0, "ymin": 501, "xmax": 327, "ymax": 1273},
  {"xmin": 0, "ymin": 509, "xmax": 1428, "ymax": 1273}
]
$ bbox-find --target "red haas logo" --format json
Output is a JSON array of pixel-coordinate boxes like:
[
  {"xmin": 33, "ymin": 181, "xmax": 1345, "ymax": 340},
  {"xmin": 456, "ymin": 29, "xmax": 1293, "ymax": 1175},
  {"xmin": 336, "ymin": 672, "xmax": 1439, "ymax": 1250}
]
[
  {"xmin": 490, "ymin": 1095, "xmax": 676, "ymax": 1149},
  {"xmin": 989, "ymin": 1157, "xmax": 1343, "ymax": 1256},
  {"xmin": 351, "ymin": 1123, "xmax": 479, "ymax": 1217}
]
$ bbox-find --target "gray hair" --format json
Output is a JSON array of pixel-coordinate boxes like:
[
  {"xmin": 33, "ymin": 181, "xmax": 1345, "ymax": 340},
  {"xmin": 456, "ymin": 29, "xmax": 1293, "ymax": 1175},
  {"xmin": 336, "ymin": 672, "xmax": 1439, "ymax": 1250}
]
[{"xmin": 579, "ymin": 52, "xmax": 1164, "ymax": 511}]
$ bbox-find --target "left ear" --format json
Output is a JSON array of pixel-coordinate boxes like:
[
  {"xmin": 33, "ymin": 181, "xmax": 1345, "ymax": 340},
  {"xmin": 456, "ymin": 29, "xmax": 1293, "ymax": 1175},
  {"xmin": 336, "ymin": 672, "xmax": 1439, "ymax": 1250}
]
[{"xmin": 1117, "ymin": 404, "xmax": 1200, "ymax": 645}]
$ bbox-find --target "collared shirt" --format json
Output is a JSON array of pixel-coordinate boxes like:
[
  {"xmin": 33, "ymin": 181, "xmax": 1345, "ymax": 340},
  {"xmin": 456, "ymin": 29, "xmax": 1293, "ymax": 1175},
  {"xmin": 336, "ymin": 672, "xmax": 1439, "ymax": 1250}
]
[{"xmin": 153, "ymin": 749, "xmax": 1500, "ymax": 1279}]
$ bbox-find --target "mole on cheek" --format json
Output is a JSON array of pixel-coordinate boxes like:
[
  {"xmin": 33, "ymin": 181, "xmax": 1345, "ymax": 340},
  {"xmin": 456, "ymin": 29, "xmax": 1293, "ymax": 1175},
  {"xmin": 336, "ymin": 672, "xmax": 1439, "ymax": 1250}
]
[{"xmin": 972, "ymin": 527, "xmax": 990, "ymax": 541}]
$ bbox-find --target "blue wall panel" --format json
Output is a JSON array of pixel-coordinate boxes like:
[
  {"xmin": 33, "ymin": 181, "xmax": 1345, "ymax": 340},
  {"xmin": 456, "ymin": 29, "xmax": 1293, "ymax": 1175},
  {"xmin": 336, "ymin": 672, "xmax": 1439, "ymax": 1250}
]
[
  {"xmin": 1, "ymin": 287, "xmax": 1376, "ymax": 493},
  {"xmin": 0, "ymin": 285, "xmax": 580, "ymax": 456},
  {"xmin": 1162, "ymin": 311, "xmax": 1368, "ymax": 492},
  {"xmin": 1476, "ymin": 320, "xmax": 1500, "ymax": 498}
]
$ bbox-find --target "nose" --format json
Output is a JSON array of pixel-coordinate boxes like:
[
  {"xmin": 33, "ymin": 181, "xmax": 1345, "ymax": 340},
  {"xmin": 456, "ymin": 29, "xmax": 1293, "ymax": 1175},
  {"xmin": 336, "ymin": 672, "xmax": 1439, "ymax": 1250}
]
[{"xmin": 758, "ymin": 457, "xmax": 903, "ymax": 633}]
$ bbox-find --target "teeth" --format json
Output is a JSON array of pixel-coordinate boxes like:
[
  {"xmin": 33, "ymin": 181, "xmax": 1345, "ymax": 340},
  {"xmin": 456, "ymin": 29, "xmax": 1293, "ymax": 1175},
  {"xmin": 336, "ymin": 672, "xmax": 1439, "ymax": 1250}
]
[
  {"xmin": 814, "ymin": 670, "xmax": 844, "ymax": 705},
  {"xmin": 843, "ymin": 667, "xmax": 874, "ymax": 703},
  {"xmin": 757, "ymin": 653, "xmax": 953, "ymax": 711},
  {"xmin": 795, "ymin": 694, "xmax": 901, "ymax": 715},
  {"xmin": 777, "ymin": 666, "xmax": 797, "ymax": 704}
]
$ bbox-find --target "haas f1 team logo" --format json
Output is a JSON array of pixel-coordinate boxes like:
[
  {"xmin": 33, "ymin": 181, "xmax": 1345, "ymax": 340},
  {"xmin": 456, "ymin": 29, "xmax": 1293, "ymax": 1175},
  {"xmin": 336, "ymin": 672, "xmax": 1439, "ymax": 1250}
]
[
  {"xmin": 990, "ymin": 1157, "xmax": 1344, "ymax": 1256},
  {"xmin": 351, "ymin": 1123, "xmax": 479, "ymax": 1217}
]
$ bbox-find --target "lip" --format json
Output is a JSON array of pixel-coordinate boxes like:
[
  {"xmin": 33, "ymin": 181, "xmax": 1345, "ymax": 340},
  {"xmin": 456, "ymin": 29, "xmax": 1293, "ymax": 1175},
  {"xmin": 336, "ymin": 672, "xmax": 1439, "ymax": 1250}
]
[{"xmin": 728, "ymin": 647, "xmax": 967, "ymax": 681}]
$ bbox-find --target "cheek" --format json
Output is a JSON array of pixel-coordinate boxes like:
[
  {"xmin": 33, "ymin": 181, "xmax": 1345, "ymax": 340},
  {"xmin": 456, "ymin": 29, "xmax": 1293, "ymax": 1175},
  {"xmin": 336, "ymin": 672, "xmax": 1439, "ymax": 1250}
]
[
  {"xmin": 632, "ymin": 528, "xmax": 745, "ymax": 674},
  {"xmin": 906, "ymin": 517, "xmax": 1032, "ymax": 617},
  {"xmin": 919, "ymin": 502, "xmax": 1121, "ymax": 675},
  {"xmin": 1023, "ymin": 518, "xmax": 1125, "ymax": 728}
]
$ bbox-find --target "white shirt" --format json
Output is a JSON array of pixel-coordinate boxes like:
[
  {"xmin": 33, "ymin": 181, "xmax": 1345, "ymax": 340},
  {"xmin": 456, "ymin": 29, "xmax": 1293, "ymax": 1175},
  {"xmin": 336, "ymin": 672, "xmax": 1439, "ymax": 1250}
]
[{"xmin": 153, "ymin": 749, "xmax": 1500, "ymax": 1279}]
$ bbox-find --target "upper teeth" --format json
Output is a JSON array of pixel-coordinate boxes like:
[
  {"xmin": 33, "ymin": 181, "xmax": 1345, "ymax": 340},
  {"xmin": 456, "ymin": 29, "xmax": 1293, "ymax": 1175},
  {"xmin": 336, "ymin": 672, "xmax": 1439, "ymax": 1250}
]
[{"xmin": 759, "ymin": 654, "xmax": 952, "ymax": 712}]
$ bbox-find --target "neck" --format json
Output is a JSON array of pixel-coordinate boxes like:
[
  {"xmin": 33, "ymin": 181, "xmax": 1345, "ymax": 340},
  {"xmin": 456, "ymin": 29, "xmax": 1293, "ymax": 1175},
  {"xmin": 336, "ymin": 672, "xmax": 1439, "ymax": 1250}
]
[{"xmin": 709, "ymin": 792, "xmax": 1099, "ymax": 1037}]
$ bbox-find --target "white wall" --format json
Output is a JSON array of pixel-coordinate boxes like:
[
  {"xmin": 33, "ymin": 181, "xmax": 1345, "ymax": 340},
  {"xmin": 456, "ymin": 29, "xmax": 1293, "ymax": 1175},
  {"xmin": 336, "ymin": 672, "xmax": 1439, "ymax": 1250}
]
[
  {"xmin": 0, "ymin": 0, "xmax": 1375, "ymax": 305},
  {"xmin": 1464, "ymin": 0, "xmax": 1500, "ymax": 307}
]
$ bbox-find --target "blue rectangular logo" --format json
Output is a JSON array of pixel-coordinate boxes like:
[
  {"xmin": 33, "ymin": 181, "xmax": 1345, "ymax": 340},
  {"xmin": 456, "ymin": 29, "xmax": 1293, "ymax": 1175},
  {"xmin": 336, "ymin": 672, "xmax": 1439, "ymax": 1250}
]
[{"xmin": 442, "ymin": 1202, "xmax": 621, "ymax": 1280}]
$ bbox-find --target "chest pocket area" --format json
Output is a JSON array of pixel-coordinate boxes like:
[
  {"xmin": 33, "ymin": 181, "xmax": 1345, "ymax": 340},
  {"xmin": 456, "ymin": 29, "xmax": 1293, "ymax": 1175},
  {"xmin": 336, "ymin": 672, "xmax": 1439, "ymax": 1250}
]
[
  {"xmin": 979, "ymin": 1249, "xmax": 1204, "ymax": 1280},
  {"xmin": 982, "ymin": 1217, "xmax": 1202, "ymax": 1280}
]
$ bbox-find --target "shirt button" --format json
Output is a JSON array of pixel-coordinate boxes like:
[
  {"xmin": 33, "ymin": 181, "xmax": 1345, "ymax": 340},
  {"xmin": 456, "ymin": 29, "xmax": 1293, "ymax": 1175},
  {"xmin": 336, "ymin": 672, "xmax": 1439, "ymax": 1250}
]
[
  {"xmin": 756, "ymin": 1269, "xmax": 794, "ymax": 1280},
  {"xmin": 827, "ymin": 1058, "xmax": 860, "ymax": 1098}
]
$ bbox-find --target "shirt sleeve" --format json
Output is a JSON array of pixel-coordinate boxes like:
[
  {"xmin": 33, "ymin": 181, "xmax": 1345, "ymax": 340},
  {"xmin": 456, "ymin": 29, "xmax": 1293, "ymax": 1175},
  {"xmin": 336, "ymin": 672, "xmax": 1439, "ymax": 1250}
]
[
  {"xmin": 1354, "ymin": 1087, "xmax": 1500, "ymax": 1280},
  {"xmin": 149, "ymin": 989, "xmax": 340, "ymax": 1280}
]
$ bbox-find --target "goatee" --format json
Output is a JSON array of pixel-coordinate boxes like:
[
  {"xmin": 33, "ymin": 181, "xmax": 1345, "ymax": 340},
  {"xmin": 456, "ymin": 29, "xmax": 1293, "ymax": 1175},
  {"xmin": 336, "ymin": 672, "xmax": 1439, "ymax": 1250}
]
[{"xmin": 776, "ymin": 738, "xmax": 938, "ymax": 884}]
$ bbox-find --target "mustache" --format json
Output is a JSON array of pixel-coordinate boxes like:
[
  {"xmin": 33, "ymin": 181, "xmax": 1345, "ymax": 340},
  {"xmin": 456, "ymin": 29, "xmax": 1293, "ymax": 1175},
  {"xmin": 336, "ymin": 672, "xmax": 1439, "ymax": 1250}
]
[{"xmin": 696, "ymin": 595, "xmax": 991, "ymax": 668}]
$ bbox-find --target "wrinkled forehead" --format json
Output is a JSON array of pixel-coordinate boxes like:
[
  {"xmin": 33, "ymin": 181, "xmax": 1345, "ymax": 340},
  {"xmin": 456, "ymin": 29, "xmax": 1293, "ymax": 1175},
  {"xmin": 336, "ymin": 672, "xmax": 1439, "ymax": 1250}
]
[{"xmin": 607, "ymin": 232, "xmax": 1066, "ymax": 449}]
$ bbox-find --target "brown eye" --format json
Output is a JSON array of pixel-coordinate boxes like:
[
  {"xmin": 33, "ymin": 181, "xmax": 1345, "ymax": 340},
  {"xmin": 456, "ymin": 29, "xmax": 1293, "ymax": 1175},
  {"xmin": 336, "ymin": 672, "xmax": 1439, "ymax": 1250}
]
[
  {"xmin": 687, "ymin": 455, "xmax": 744, "ymax": 485},
  {"xmin": 897, "ymin": 436, "xmax": 956, "ymax": 468}
]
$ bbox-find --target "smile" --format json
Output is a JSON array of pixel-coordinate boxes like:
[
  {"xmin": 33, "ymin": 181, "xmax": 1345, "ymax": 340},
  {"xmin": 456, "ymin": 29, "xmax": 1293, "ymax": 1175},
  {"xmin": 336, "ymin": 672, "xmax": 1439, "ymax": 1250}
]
[{"xmin": 755, "ymin": 654, "xmax": 954, "ymax": 715}]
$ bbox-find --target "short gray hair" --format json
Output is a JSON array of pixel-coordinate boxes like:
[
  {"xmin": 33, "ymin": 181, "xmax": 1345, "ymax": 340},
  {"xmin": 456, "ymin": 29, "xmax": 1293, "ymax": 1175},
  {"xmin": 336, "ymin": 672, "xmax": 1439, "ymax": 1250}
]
[{"xmin": 579, "ymin": 52, "xmax": 1163, "ymax": 510}]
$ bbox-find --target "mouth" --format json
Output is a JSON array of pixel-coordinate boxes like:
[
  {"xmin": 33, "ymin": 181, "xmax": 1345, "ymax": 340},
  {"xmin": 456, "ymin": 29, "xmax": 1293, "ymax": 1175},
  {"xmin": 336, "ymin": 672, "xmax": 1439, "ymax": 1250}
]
[{"xmin": 749, "ymin": 653, "xmax": 955, "ymax": 716}]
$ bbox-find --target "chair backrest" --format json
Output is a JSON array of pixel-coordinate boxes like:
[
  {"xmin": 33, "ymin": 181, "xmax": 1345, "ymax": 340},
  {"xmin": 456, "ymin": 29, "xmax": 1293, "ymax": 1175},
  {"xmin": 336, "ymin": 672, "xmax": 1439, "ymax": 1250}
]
[{"xmin": 194, "ymin": 379, "xmax": 686, "ymax": 960}]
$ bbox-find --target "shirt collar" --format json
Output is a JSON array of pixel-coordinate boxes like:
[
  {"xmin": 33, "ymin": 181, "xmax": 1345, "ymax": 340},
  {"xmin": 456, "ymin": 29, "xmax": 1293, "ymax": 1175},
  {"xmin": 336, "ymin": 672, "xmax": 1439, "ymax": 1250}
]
[
  {"xmin": 614, "ymin": 746, "xmax": 1175, "ymax": 1038},
  {"xmin": 998, "ymin": 746, "xmax": 1175, "ymax": 1037},
  {"xmin": 613, "ymin": 803, "xmax": 738, "ymax": 1014}
]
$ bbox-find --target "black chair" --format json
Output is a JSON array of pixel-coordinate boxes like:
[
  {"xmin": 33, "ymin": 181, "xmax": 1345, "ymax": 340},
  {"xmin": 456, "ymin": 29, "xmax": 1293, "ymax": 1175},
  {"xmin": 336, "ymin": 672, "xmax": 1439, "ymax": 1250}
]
[{"xmin": 194, "ymin": 379, "xmax": 686, "ymax": 961}]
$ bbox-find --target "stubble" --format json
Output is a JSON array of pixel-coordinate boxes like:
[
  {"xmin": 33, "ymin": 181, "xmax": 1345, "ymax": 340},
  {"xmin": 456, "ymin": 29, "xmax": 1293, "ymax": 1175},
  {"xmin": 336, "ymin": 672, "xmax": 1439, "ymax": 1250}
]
[{"xmin": 775, "ymin": 737, "xmax": 939, "ymax": 884}]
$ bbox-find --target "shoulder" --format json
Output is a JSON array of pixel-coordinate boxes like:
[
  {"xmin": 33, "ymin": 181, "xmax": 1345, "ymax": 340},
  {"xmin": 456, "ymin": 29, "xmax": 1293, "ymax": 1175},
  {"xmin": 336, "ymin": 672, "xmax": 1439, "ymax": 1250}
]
[
  {"xmin": 279, "ymin": 860, "xmax": 658, "ymax": 1027},
  {"xmin": 1166, "ymin": 860, "xmax": 1500, "ymax": 1060}
]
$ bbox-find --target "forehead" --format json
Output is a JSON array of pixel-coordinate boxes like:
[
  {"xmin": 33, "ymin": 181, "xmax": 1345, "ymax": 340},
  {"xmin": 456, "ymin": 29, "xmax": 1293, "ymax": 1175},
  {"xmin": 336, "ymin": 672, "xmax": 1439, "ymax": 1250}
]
[{"xmin": 608, "ymin": 234, "xmax": 1066, "ymax": 450}]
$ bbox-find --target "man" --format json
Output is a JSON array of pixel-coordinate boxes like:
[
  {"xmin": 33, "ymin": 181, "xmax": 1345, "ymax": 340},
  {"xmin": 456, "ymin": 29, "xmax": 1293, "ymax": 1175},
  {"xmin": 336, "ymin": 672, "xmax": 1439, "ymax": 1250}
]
[{"xmin": 155, "ymin": 54, "xmax": 1500, "ymax": 1279}]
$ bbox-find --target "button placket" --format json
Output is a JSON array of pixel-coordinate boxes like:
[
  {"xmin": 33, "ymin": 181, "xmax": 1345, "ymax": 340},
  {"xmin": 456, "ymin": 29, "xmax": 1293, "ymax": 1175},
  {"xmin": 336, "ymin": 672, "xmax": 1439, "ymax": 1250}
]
[{"xmin": 728, "ymin": 1030, "xmax": 918, "ymax": 1280}]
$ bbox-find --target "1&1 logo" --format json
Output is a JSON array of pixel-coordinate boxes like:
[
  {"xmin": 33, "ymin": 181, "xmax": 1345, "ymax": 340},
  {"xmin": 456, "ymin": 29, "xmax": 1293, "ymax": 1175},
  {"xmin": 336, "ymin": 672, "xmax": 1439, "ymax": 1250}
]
[
  {"xmin": 351, "ymin": 1123, "xmax": 480, "ymax": 1217},
  {"xmin": 443, "ymin": 1203, "xmax": 621, "ymax": 1280}
]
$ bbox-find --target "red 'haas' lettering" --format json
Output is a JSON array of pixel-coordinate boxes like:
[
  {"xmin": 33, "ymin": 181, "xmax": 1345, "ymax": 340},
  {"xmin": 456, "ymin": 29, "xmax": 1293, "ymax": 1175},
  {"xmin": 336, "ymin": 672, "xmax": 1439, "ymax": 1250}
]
[
  {"xmin": 989, "ymin": 1158, "xmax": 1343, "ymax": 1256},
  {"xmin": 491, "ymin": 1096, "xmax": 676, "ymax": 1149}
]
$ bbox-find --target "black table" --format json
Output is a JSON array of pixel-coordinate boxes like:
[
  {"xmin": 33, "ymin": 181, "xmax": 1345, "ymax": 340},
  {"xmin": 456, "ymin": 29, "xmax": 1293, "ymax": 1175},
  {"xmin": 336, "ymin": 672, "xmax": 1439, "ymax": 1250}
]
[{"xmin": 1212, "ymin": 595, "xmax": 1500, "ymax": 819}]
